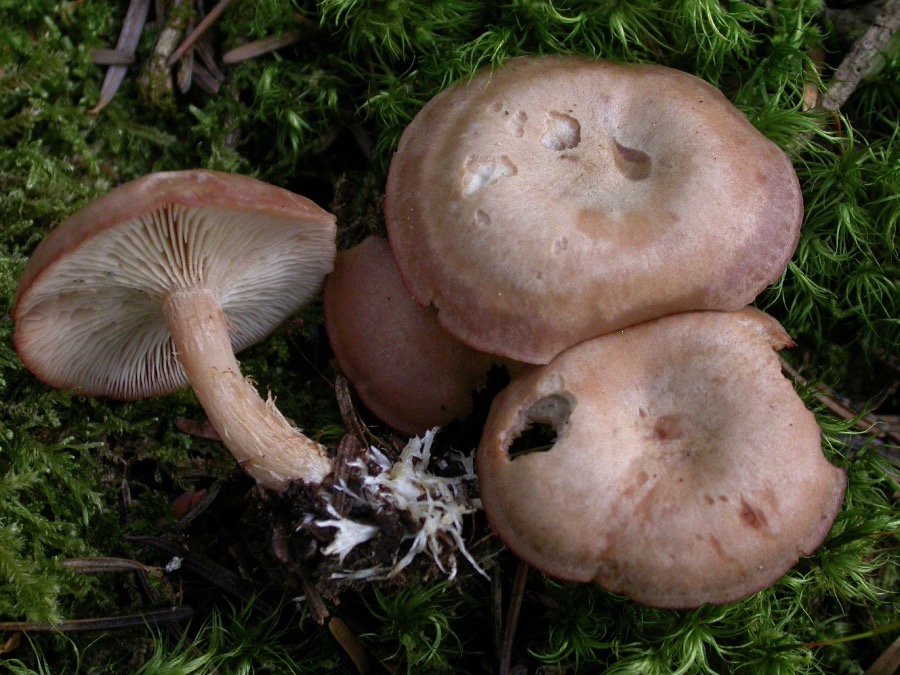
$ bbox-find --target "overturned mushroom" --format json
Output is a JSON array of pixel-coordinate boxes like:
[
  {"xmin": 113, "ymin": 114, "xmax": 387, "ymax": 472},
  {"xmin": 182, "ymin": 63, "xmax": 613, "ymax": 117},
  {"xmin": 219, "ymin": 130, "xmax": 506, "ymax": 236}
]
[
  {"xmin": 476, "ymin": 308, "xmax": 846, "ymax": 608},
  {"xmin": 323, "ymin": 236, "xmax": 505, "ymax": 435},
  {"xmin": 385, "ymin": 56, "xmax": 803, "ymax": 364},
  {"xmin": 13, "ymin": 170, "xmax": 336, "ymax": 491}
]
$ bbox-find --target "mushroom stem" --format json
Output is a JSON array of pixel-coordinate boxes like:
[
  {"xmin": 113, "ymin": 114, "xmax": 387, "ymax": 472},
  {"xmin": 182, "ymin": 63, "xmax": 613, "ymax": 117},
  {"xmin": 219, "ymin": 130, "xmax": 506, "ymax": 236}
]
[{"xmin": 164, "ymin": 288, "xmax": 332, "ymax": 491}]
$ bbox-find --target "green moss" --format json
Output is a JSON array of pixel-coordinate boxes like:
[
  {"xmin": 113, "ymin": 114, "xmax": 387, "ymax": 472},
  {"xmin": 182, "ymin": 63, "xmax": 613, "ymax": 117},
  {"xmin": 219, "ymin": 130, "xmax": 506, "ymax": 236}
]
[{"xmin": 364, "ymin": 581, "xmax": 468, "ymax": 673}]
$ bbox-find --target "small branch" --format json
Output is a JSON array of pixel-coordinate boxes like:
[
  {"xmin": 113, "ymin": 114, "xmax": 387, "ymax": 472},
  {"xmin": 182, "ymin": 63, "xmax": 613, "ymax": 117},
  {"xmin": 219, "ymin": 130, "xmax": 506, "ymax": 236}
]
[
  {"xmin": 802, "ymin": 45, "xmax": 825, "ymax": 111},
  {"xmin": 222, "ymin": 31, "xmax": 304, "ymax": 64},
  {"xmin": 191, "ymin": 61, "xmax": 221, "ymax": 94},
  {"xmin": 334, "ymin": 373, "xmax": 394, "ymax": 453},
  {"xmin": 167, "ymin": 0, "xmax": 239, "ymax": 67},
  {"xmin": 780, "ymin": 357, "xmax": 900, "ymax": 446},
  {"xmin": 62, "ymin": 555, "xmax": 165, "ymax": 607},
  {"xmin": 866, "ymin": 633, "xmax": 900, "ymax": 675},
  {"xmin": 330, "ymin": 434, "xmax": 366, "ymax": 517},
  {"xmin": 124, "ymin": 534, "xmax": 275, "ymax": 614},
  {"xmin": 174, "ymin": 480, "xmax": 223, "ymax": 530},
  {"xmin": 176, "ymin": 417, "xmax": 221, "ymax": 440},
  {"xmin": 195, "ymin": 35, "xmax": 225, "ymax": 81},
  {"xmin": 91, "ymin": 48, "xmax": 136, "ymax": 66},
  {"xmin": 328, "ymin": 617, "xmax": 370, "ymax": 673},
  {"xmin": 335, "ymin": 373, "xmax": 370, "ymax": 448},
  {"xmin": 140, "ymin": 0, "xmax": 190, "ymax": 102},
  {"xmin": 62, "ymin": 557, "xmax": 154, "ymax": 574},
  {"xmin": 491, "ymin": 564, "xmax": 504, "ymax": 665},
  {"xmin": 820, "ymin": 0, "xmax": 900, "ymax": 112},
  {"xmin": 0, "ymin": 606, "xmax": 193, "ymax": 633},
  {"xmin": 298, "ymin": 569, "xmax": 330, "ymax": 624},
  {"xmin": 499, "ymin": 560, "xmax": 529, "ymax": 675},
  {"xmin": 89, "ymin": 0, "xmax": 151, "ymax": 114}
]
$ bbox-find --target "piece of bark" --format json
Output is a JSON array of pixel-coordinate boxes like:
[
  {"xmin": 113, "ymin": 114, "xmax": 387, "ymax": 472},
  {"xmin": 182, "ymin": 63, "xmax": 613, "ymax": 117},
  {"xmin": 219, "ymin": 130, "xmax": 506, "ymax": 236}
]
[{"xmin": 820, "ymin": 0, "xmax": 900, "ymax": 111}]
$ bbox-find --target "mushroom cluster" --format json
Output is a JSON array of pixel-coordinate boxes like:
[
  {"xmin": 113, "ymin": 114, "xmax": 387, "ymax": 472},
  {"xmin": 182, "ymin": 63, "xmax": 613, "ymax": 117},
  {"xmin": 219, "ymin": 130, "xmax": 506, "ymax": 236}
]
[
  {"xmin": 13, "ymin": 170, "xmax": 336, "ymax": 492},
  {"xmin": 12, "ymin": 55, "xmax": 847, "ymax": 608},
  {"xmin": 327, "ymin": 55, "xmax": 846, "ymax": 607}
]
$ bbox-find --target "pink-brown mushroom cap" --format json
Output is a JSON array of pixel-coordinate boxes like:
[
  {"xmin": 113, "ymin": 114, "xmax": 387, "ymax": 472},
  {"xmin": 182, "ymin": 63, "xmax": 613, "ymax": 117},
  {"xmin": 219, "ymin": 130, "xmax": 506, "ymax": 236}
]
[
  {"xmin": 476, "ymin": 308, "xmax": 846, "ymax": 608},
  {"xmin": 324, "ymin": 236, "xmax": 501, "ymax": 435},
  {"xmin": 385, "ymin": 56, "xmax": 803, "ymax": 364},
  {"xmin": 13, "ymin": 169, "xmax": 336, "ymax": 399}
]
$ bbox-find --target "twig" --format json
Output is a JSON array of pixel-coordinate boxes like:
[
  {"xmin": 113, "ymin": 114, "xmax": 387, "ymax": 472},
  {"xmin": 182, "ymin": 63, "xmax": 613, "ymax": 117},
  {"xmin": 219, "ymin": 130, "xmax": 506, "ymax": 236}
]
[
  {"xmin": 89, "ymin": 0, "xmax": 151, "ymax": 115},
  {"xmin": 780, "ymin": 357, "xmax": 900, "ymax": 445},
  {"xmin": 866, "ymin": 633, "xmax": 900, "ymax": 675},
  {"xmin": 297, "ymin": 569, "xmax": 330, "ymax": 624},
  {"xmin": 802, "ymin": 45, "xmax": 825, "ymax": 111},
  {"xmin": 0, "ymin": 633, "xmax": 22, "ymax": 656},
  {"xmin": 331, "ymin": 434, "xmax": 366, "ymax": 517},
  {"xmin": 334, "ymin": 373, "xmax": 394, "ymax": 453},
  {"xmin": 222, "ymin": 31, "xmax": 304, "ymax": 64},
  {"xmin": 499, "ymin": 560, "xmax": 529, "ymax": 675},
  {"xmin": 0, "ymin": 606, "xmax": 193, "ymax": 633},
  {"xmin": 174, "ymin": 479, "xmax": 223, "ymax": 529},
  {"xmin": 91, "ymin": 48, "xmax": 136, "ymax": 66},
  {"xmin": 176, "ymin": 29, "xmax": 195, "ymax": 93},
  {"xmin": 123, "ymin": 534, "xmax": 275, "ymax": 614},
  {"xmin": 63, "ymin": 556, "xmax": 164, "ymax": 604},
  {"xmin": 176, "ymin": 417, "xmax": 221, "ymax": 440},
  {"xmin": 491, "ymin": 564, "xmax": 504, "ymax": 665},
  {"xmin": 62, "ymin": 557, "xmax": 154, "ymax": 574},
  {"xmin": 195, "ymin": 35, "xmax": 225, "ymax": 81},
  {"xmin": 820, "ymin": 0, "xmax": 900, "ymax": 111},
  {"xmin": 54, "ymin": 0, "xmax": 89, "ymax": 15},
  {"xmin": 191, "ymin": 61, "xmax": 221, "ymax": 94},
  {"xmin": 166, "ymin": 0, "xmax": 239, "ymax": 67},
  {"xmin": 328, "ymin": 617, "xmax": 370, "ymax": 674},
  {"xmin": 140, "ymin": 0, "xmax": 190, "ymax": 102},
  {"xmin": 804, "ymin": 619, "xmax": 900, "ymax": 649},
  {"xmin": 336, "ymin": 373, "xmax": 370, "ymax": 448}
]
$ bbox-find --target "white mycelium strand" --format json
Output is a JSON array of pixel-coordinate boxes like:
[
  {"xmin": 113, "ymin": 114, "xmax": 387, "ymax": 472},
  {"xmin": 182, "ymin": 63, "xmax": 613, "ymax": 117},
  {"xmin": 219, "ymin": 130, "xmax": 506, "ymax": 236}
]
[{"xmin": 319, "ymin": 430, "xmax": 487, "ymax": 581}]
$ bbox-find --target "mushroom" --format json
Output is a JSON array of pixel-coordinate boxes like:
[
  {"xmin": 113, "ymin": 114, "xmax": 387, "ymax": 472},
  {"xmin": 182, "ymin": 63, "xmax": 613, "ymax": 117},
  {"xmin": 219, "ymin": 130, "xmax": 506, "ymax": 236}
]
[
  {"xmin": 385, "ymin": 55, "xmax": 803, "ymax": 364},
  {"xmin": 323, "ymin": 236, "xmax": 508, "ymax": 435},
  {"xmin": 476, "ymin": 308, "xmax": 846, "ymax": 608},
  {"xmin": 13, "ymin": 170, "xmax": 336, "ymax": 491}
]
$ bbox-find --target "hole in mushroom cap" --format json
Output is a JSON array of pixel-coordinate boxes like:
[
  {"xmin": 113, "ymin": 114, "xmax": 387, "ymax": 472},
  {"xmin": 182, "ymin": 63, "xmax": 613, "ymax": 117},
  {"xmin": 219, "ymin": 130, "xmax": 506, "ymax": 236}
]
[
  {"xmin": 613, "ymin": 139, "xmax": 652, "ymax": 180},
  {"xmin": 505, "ymin": 393, "xmax": 572, "ymax": 460},
  {"xmin": 541, "ymin": 111, "xmax": 581, "ymax": 151},
  {"xmin": 461, "ymin": 155, "xmax": 518, "ymax": 196},
  {"xmin": 508, "ymin": 422, "xmax": 557, "ymax": 459}
]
